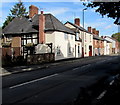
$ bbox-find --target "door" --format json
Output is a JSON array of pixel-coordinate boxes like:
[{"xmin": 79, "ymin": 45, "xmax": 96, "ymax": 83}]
[
  {"xmin": 82, "ymin": 47, "xmax": 84, "ymax": 57},
  {"xmin": 89, "ymin": 46, "xmax": 92, "ymax": 56}
]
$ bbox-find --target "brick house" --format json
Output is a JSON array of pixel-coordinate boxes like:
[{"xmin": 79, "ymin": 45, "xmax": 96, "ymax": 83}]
[
  {"xmin": 2, "ymin": 5, "xmax": 76, "ymax": 61},
  {"xmin": 87, "ymin": 27, "xmax": 105, "ymax": 56}
]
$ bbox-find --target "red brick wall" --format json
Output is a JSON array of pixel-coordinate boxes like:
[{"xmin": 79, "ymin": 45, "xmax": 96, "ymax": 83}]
[
  {"xmin": 29, "ymin": 5, "xmax": 38, "ymax": 18},
  {"xmin": 2, "ymin": 47, "xmax": 21, "ymax": 57},
  {"xmin": 93, "ymin": 39, "xmax": 99, "ymax": 48},
  {"xmin": 74, "ymin": 18, "xmax": 80, "ymax": 26},
  {"xmin": 2, "ymin": 47, "xmax": 12, "ymax": 56},
  {"xmin": 39, "ymin": 11, "xmax": 45, "ymax": 44}
]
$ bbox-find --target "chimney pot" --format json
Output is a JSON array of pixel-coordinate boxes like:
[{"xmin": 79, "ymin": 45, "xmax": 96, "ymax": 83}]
[
  {"xmin": 96, "ymin": 30, "xmax": 99, "ymax": 36},
  {"xmin": 92, "ymin": 28, "xmax": 96, "ymax": 35},
  {"xmin": 74, "ymin": 18, "xmax": 80, "ymax": 26},
  {"xmin": 88, "ymin": 27, "xmax": 91, "ymax": 33},
  {"xmin": 41, "ymin": 11, "xmax": 44, "ymax": 14},
  {"xmin": 29, "ymin": 5, "xmax": 38, "ymax": 18}
]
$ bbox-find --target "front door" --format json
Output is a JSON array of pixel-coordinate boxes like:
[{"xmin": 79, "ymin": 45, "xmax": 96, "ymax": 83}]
[
  {"xmin": 82, "ymin": 47, "xmax": 84, "ymax": 57},
  {"xmin": 89, "ymin": 46, "xmax": 92, "ymax": 56}
]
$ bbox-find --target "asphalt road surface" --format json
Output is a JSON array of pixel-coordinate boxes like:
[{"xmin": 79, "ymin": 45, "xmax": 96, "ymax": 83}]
[{"xmin": 2, "ymin": 55, "xmax": 120, "ymax": 105}]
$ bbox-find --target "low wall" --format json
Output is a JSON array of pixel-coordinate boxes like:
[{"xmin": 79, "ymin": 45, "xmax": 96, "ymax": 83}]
[{"xmin": 27, "ymin": 53, "xmax": 55, "ymax": 64}]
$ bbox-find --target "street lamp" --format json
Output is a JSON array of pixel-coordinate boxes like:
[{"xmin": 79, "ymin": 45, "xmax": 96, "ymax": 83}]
[
  {"xmin": 82, "ymin": 8, "xmax": 87, "ymax": 57},
  {"xmin": 83, "ymin": 8, "xmax": 87, "ymax": 28}
]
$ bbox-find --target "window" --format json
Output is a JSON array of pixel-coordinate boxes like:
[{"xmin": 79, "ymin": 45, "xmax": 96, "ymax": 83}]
[
  {"xmin": 71, "ymin": 35, "xmax": 73, "ymax": 40},
  {"xmin": 27, "ymin": 35, "xmax": 32, "ymax": 38},
  {"xmin": 69, "ymin": 47, "xmax": 71, "ymax": 53},
  {"xmin": 33, "ymin": 39, "xmax": 37, "ymax": 44},
  {"xmin": 78, "ymin": 46, "xmax": 80, "ymax": 54},
  {"xmin": 76, "ymin": 33, "xmax": 79, "ymax": 40},
  {"xmin": 57, "ymin": 46, "xmax": 61, "ymax": 55},
  {"xmin": 64, "ymin": 33, "xmax": 68, "ymax": 40},
  {"xmin": 85, "ymin": 33, "xmax": 86, "ymax": 42},
  {"xmin": 85, "ymin": 45, "xmax": 87, "ymax": 54},
  {"xmin": 27, "ymin": 39, "xmax": 32, "ymax": 43},
  {"xmin": 32, "ymin": 34, "xmax": 37, "ymax": 38},
  {"xmin": 90, "ymin": 35, "xmax": 92, "ymax": 42}
]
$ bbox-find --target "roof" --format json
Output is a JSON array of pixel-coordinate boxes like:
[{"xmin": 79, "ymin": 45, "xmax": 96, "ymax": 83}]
[
  {"xmin": 65, "ymin": 21, "xmax": 91, "ymax": 34},
  {"xmin": 93, "ymin": 35, "xmax": 104, "ymax": 41},
  {"xmin": 32, "ymin": 14, "xmax": 75, "ymax": 34},
  {"xmin": 3, "ymin": 14, "xmax": 75, "ymax": 35},
  {"xmin": 3, "ymin": 17, "xmax": 38, "ymax": 35}
]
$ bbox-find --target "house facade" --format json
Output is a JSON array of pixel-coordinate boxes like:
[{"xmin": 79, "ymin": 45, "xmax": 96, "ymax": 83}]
[
  {"xmin": 87, "ymin": 27, "xmax": 104, "ymax": 56},
  {"xmin": 2, "ymin": 5, "xmax": 76, "ymax": 61},
  {"xmin": 65, "ymin": 18, "xmax": 93, "ymax": 57}
]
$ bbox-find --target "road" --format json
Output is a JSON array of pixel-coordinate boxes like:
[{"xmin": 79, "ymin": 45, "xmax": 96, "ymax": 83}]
[{"xmin": 2, "ymin": 55, "xmax": 120, "ymax": 104}]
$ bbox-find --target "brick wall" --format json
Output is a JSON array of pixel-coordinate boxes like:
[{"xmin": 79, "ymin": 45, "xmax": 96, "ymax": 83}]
[{"xmin": 27, "ymin": 53, "xmax": 55, "ymax": 64}]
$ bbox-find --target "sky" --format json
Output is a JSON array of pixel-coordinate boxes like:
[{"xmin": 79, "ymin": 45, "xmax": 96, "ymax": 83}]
[{"xmin": 0, "ymin": 0, "xmax": 119, "ymax": 36}]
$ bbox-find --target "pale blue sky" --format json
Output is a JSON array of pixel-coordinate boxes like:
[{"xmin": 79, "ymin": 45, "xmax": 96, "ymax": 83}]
[{"xmin": 0, "ymin": 1, "xmax": 118, "ymax": 36}]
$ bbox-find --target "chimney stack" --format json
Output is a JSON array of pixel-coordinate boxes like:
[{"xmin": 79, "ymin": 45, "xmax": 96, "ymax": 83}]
[
  {"xmin": 74, "ymin": 18, "xmax": 80, "ymax": 26},
  {"xmin": 92, "ymin": 28, "xmax": 96, "ymax": 35},
  {"xmin": 39, "ymin": 11, "xmax": 45, "ymax": 44},
  {"xmin": 96, "ymin": 30, "xmax": 99, "ymax": 36},
  {"xmin": 29, "ymin": 5, "xmax": 38, "ymax": 18},
  {"xmin": 88, "ymin": 27, "xmax": 92, "ymax": 33}
]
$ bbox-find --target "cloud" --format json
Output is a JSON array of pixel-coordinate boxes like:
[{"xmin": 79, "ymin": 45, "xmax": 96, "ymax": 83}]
[
  {"xmin": 105, "ymin": 25, "xmax": 112, "ymax": 29},
  {"xmin": 45, "ymin": 7, "xmax": 69, "ymax": 16}
]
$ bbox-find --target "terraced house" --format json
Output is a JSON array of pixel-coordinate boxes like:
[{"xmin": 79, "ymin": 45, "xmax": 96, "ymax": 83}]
[{"xmin": 65, "ymin": 18, "xmax": 93, "ymax": 57}]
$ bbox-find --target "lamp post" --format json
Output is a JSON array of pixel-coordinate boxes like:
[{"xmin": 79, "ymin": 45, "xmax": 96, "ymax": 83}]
[
  {"xmin": 82, "ymin": 8, "xmax": 87, "ymax": 57},
  {"xmin": 83, "ymin": 8, "xmax": 87, "ymax": 28}
]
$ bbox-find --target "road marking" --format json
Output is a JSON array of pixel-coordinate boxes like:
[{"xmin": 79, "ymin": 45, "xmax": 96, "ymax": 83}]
[
  {"xmin": 109, "ymin": 80, "xmax": 115, "ymax": 85},
  {"xmin": 97, "ymin": 90, "xmax": 107, "ymax": 100},
  {"xmin": 9, "ymin": 74, "xmax": 58, "ymax": 89},
  {"xmin": 73, "ymin": 67, "xmax": 79, "ymax": 70}
]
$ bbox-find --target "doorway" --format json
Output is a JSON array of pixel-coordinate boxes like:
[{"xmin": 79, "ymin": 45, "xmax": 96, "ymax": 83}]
[{"xmin": 89, "ymin": 46, "xmax": 92, "ymax": 56}]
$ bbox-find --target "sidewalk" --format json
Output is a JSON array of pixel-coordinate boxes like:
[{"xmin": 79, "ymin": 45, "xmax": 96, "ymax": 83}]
[{"xmin": 1, "ymin": 55, "xmax": 119, "ymax": 76}]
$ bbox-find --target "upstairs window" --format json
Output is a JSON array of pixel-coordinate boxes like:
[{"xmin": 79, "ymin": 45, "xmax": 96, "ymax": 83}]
[
  {"xmin": 78, "ymin": 45, "xmax": 80, "ymax": 54},
  {"xmin": 64, "ymin": 33, "xmax": 68, "ymax": 40},
  {"xmin": 76, "ymin": 33, "xmax": 79, "ymax": 40},
  {"xmin": 57, "ymin": 46, "xmax": 61, "ymax": 55},
  {"xmin": 69, "ymin": 47, "xmax": 71, "ymax": 54}
]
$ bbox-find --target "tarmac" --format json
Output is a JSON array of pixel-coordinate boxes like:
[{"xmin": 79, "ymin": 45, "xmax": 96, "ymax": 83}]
[{"xmin": 1, "ymin": 54, "xmax": 119, "ymax": 76}]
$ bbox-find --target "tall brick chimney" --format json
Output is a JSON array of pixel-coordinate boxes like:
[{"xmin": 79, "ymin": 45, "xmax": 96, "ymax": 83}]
[
  {"xmin": 74, "ymin": 18, "xmax": 80, "ymax": 26},
  {"xmin": 92, "ymin": 28, "xmax": 96, "ymax": 35},
  {"xmin": 88, "ymin": 27, "xmax": 92, "ymax": 33},
  {"xmin": 39, "ymin": 11, "xmax": 45, "ymax": 44},
  {"xmin": 96, "ymin": 30, "xmax": 99, "ymax": 36},
  {"xmin": 29, "ymin": 5, "xmax": 38, "ymax": 18}
]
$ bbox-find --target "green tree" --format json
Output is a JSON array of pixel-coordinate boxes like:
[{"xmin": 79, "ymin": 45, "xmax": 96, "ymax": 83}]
[
  {"xmin": 2, "ymin": 0, "xmax": 28, "ymax": 29},
  {"xmin": 83, "ymin": 2, "xmax": 120, "ymax": 25},
  {"xmin": 112, "ymin": 33, "xmax": 120, "ymax": 42}
]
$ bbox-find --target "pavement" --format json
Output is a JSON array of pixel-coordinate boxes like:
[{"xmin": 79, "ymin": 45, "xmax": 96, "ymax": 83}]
[{"xmin": 1, "ymin": 54, "xmax": 119, "ymax": 76}]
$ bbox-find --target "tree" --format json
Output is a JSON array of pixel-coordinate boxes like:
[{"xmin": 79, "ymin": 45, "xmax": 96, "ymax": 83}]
[
  {"xmin": 2, "ymin": 0, "xmax": 28, "ymax": 29},
  {"xmin": 112, "ymin": 33, "xmax": 120, "ymax": 42},
  {"xmin": 83, "ymin": 1, "xmax": 120, "ymax": 25}
]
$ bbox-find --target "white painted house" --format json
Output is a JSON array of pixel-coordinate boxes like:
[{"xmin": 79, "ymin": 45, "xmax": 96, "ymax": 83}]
[
  {"xmin": 104, "ymin": 36, "xmax": 116, "ymax": 54},
  {"xmin": 65, "ymin": 18, "xmax": 93, "ymax": 57}
]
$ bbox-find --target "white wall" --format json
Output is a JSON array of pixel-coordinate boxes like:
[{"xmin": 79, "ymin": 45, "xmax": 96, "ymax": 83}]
[
  {"xmin": 104, "ymin": 41, "xmax": 107, "ymax": 55},
  {"xmin": 105, "ymin": 37, "xmax": 115, "ymax": 48},
  {"xmin": 75, "ymin": 41, "xmax": 82, "ymax": 58},
  {"xmin": 54, "ymin": 31, "xmax": 75, "ymax": 60},
  {"xmin": 83, "ymin": 32, "xmax": 93, "ymax": 57},
  {"xmin": 45, "ymin": 31, "xmax": 76, "ymax": 60},
  {"xmin": 65, "ymin": 22, "xmax": 93, "ymax": 57}
]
